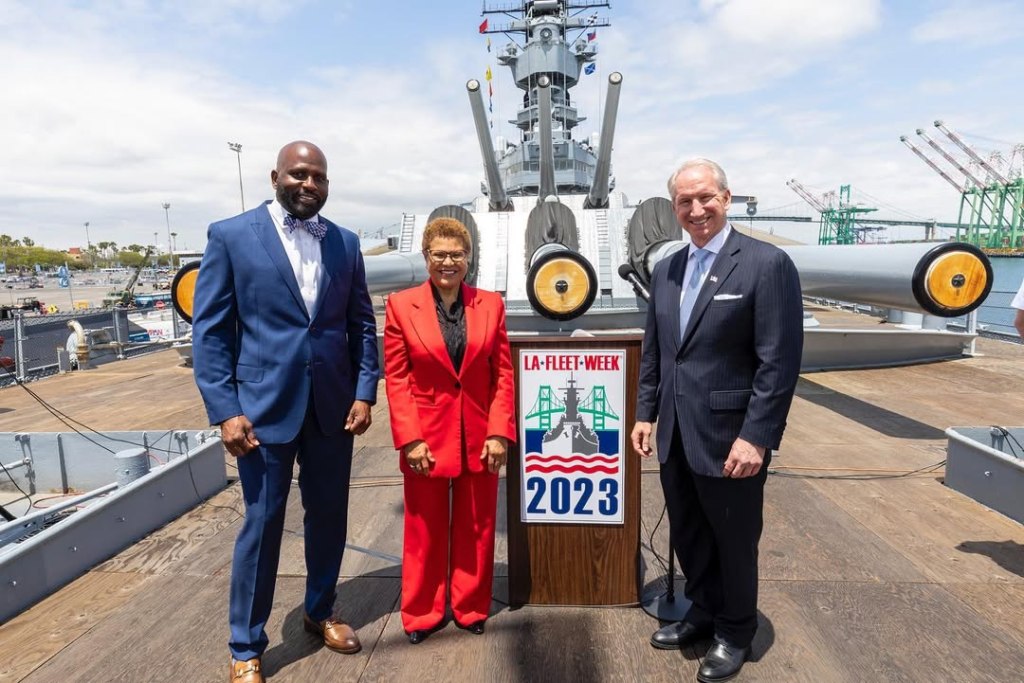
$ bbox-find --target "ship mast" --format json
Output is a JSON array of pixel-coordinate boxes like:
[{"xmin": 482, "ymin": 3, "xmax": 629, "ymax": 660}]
[{"xmin": 481, "ymin": 1, "xmax": 610, "ymax": 196}]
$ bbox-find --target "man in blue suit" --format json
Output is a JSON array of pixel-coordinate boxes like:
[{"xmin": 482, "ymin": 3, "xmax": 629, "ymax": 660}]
[
  {"xmin": 631, "ymin": 159, "xmax": 802, "ymax": 683},
  {"xmin": 192, "ymin": 141, "xmax": 379, "ymax": 683}
]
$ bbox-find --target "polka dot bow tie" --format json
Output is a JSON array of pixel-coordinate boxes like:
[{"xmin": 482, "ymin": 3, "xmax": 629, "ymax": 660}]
[{"xmin": 284, "ymin": 214, "xmax": 327, "ymax": 241}]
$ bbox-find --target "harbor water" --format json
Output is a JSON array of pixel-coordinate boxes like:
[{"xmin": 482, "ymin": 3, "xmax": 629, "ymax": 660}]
[{"xmin": 970, "ymin": 256, "xmax": 1024, "ymax": 337}]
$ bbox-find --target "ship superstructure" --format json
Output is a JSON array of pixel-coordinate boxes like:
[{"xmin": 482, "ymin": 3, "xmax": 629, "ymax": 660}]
[
  {"xmin": 484, "ymin": 1, "xmax": 608, "ymax": 197},
  {"xmin": 359, "ymin": 0, "xmax": 993, "ymax": 362}
]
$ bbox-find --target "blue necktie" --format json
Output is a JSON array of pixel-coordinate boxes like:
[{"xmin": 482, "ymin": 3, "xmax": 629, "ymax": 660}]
[
  {"xmin": 679, "ymin": 248, "xmax": 711, "ymax": 340},
  {"xmin": 284, "ymin": 214, "xmax": 327, "ymax": 241}
]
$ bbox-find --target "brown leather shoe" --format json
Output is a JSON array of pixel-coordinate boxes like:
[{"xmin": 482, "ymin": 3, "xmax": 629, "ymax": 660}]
[
  {"xmin": 229, "ymin": 657, "xmax": 264, "ymax": 683},
  {"xmin": 303, "ymin": 613, "xmax": 361, "ymax": 654}
]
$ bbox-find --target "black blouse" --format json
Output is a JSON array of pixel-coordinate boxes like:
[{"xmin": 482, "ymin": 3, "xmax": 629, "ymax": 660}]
[{"xmin": 431, "ymin": 284, "xmax": 466, "ymax": 373}]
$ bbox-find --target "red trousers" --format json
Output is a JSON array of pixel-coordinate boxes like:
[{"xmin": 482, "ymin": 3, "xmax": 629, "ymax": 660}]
[{"xmin": 401, "ymin": 472, "xmax": 499, "ymax": 631}]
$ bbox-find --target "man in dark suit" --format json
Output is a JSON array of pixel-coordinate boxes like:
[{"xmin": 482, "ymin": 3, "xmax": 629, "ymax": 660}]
[
  {"xmin": 192, "ymin": 141, "xmax": 379, "ymax": 683},
  {"xmin": 631, "ymin": 158, "xmax": 803, "ymax": 682}
]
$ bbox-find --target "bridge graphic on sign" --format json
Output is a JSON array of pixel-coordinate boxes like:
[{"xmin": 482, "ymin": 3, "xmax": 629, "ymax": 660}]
[{"xmin": 524, "ymin": 376, "xmax": 619, "ymax": 457}]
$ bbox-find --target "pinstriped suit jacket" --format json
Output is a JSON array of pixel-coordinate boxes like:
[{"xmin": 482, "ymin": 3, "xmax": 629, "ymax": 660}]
[{"xmin": 636, "ymin": 228, "xmax": 803, "ymax": 477}]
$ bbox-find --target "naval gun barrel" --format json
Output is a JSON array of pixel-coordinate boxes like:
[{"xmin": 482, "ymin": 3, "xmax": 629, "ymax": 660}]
[
  {"xmin": 643, "ymin": 241, "xmax": 991, "ymax": 317},
  {"xmin": 537, "ymin": 75, "xmax": 557, "ymax": 203},
  {"xmin": 362, "ymin": 253, "xmax": 429, "ymax": 295},
  {"xmin": 523, "ymin": 201, "xmax": 596, "ymax": 320},
  {"xmin": 785, "ymin": 242, "xmax": 991, "ymax": 317},
  {"xmin": 585, "ymin": 72, "xmax": 623, "ymax": 210},
  {"xmin": 466, "ymin": 80, "xmax": 512, "ymax": 212},
  {"xmin": 526, "ymin": 242, "xmax": 598, "ymax": 321}
]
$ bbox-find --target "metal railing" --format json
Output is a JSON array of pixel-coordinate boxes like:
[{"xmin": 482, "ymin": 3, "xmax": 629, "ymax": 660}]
[{"xmin": 0, "ymin": 308, "xmax": 183, "ymax": 387}]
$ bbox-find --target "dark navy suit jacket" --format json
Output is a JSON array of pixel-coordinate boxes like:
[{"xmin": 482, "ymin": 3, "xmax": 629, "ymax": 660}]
[
  {"xmin": 192, "ymin": 201, "xmax": 379, "ymax": 444},
  {"xmin": 636, "ymin": 228, "xmax": 803, "ymax": 477}
]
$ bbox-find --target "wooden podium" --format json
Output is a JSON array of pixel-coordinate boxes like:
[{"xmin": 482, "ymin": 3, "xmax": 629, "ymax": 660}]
[{"xmin": 506, "ymin": 334, "xmax": 643, "ymax": 606}]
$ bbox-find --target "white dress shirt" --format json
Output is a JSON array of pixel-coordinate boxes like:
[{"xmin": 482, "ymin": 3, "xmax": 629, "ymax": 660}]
[
  {"xmin": 268, "ymin": 199, "xmax": 322, "ymax": 317},
  {"xmin": 680, "ymin": 223, "xmax": 732, "ymax": 309},
  {"xmin": 1012, "ymin": 277, "xmax": 1024, "ymax": 311}
]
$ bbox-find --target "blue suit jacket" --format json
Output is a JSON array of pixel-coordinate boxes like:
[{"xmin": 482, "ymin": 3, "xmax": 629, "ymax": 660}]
[
  {"xmin": 192, "ymin": 201, "xmax": 379, "ymax": 444},
  {"xmin": 636, "ymin": 229, "xmax": 803, "ymax": 477}
]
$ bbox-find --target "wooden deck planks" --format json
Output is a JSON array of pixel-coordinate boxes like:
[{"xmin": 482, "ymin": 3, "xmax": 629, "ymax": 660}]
[
  {"xmin": 17, "ymin": 574, "xmax": 400, "ymax": 683},
  {"xmin": 0, "ymin": 571, "xmax": 155, "ymax": 682},
  {"xmin": 757, "ymin": 580, "xmax": 1024, "ymax": 683},
  {"xmin": 360, "ymin": 583, "xmax": 697, "ymax": 683},
  {"xmin": 760, "ymin": 476, "xmax": 927, "ymax": 584},
  {"xmin": 4, "ymin": 333, "xmax": 1024, "ymax": 681},
  {"xmin": 943, "ymin": 583, "xmax": 1024, "ymax": 651},
  {"xmin": 95, "ymin": 483, "xmax": 243, "ymax": 576},
  {"xmin": 0, "ymin": 351, "xmax": 208, "ymax": 433},
  {"xmin": 811, "ymin": 476, "xmax": 1024, "ymax": 585}
]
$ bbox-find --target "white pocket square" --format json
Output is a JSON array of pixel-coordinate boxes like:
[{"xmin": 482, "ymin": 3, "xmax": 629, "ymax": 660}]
[{"xmin": 713, "ymin": 293, "xmax": 743, "ymax": 301}]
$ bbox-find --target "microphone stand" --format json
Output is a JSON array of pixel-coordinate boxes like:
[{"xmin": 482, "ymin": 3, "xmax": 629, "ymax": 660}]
[
  {"xmin": 618, "ymin": 264, "xmax": 689, "ymax": 620},
  {"xmin": 641, "ymin": 513, "xmax": 690, "ymax": 621}
]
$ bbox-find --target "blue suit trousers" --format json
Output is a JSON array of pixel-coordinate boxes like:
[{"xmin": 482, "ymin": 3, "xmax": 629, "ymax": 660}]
[{"xmin": 228, "ymin": 403, "xmax": 354, "ymax": 660}]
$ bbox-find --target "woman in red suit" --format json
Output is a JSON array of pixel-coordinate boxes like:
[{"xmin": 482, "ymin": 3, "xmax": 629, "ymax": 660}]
[{"xmin": 384, "ymin": 217, "xmax": 516, "ymax": 644}]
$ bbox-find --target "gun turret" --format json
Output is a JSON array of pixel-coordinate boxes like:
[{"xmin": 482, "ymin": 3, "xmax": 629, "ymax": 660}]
[
  {"xmin": 585, "ymin": 72, "xmax": 623, "ymax": 210},
  {"xmin": 785, "ymin": 242, "xmax": 992, "ymax": 317},
  {"xmin": 466, "ymin": 79, "xmax": 512, "ymax": 212},
  {"xmin": 523, "ymin": 201, "xmax": 597, "ymax": 320},
  {"xmin": 536, "ymin": 75, "xmax": 557, "ymax": 203},
  {"xmin": 638, "ymin": 238, "xmax": 992, "ymax": 318}
]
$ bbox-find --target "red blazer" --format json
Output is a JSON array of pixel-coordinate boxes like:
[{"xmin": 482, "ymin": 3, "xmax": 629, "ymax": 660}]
[{"xmin": 384, "ymin": 281, "xmax": 516, "ymax": 478}]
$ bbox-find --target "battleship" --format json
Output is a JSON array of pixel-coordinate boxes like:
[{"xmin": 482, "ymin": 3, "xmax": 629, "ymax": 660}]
[
  {"xmin": 1, "ymin": 2, "xmax": 1022, "ymax": 681},
  {"xmin": 541, "ymin": 376, "xmax": 600, "ymax": 456},
  {"xmin": 357, "ymin": 0, "xmax": 994, "ymax": 374}
]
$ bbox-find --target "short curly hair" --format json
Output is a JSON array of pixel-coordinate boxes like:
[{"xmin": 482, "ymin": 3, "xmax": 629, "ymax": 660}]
[{"xmin": 421, "ymin": 217, "xmax": 472, "ymax": 253}]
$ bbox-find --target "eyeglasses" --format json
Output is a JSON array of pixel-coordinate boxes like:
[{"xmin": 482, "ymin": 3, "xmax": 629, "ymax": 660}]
[
  {"xmin": 674, "ymin": 194, "xmax": 722, "ymax": 210},
  {"xmin": 425, "ymin": 250, "xmax": 468, "ymax": 264}
]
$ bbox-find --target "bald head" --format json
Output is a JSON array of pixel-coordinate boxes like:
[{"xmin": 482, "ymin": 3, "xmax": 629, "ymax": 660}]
[
  {"xmin": 276, "ymin": 141, "xmax": 327, "ymax": 172},
  {"xmin": 272, "ymin": 140, "xmax": 329, "ymax": 219}
]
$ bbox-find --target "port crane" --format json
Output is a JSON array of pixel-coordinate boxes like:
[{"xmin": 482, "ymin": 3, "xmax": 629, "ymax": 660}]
[{"xmin": 901, "ymin": 120, "xmax": 1024, "ymax": 250}]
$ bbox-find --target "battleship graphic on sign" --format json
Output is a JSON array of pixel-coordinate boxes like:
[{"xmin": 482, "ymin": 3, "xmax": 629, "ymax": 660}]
[
  {"xmin": 541, "ymin": 376, "xmax": 600, "ymax": 456},
  {"xmin": 519, "ymin": 349, "xmax": 625, "ymax": 524}
]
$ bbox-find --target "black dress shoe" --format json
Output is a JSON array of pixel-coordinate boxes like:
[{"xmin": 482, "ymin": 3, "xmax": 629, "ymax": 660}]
[
  {"xmin": 407, "ymin": 621, "xmax": 444, "ymax": 645},
  {"xmin": 456, "ymin": 619, "xmax": 485, "ymax": 635},
  {"xmin": 697, "ymin": 639, "xmax": 751, "ymax": 682},
  {"xmin": 650, "ymin": 621, "xmax": 713, "ymax": 650}
]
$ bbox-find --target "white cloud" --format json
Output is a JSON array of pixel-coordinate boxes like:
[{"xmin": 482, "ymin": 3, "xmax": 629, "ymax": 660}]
[
  {"xmin": 0, "ymin": 2, "xmax": 483, "ymax": 251},
  {"xmin": 913, "ymin": 1, "xmax": 1024, "ymax": 45},
  {"xmin": 583, "ymin": 0, "xmax": 881, "ymax": 114},
  {"xmin": 0, "ymin": 0, "xmax": 1021, "ymax": 255},
  {"xmin": 703, "ymin": 0, "xmax": 881, "ymax": 47}
]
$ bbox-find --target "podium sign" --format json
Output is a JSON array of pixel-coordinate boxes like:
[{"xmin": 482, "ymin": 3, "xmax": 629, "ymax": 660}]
[
  {"xmin": 519, "ymin": 349, "xmax": 626, "ymax": 524},
  {"xmin": 507, "ymin": 334, "xmax": 642, "ymax": 606}
]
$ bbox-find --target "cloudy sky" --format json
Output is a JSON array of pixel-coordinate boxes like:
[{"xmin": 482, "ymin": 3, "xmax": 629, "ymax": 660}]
[{"xmin": 3, "ymin": 0, "xmax": 1023, "ymax": 251}]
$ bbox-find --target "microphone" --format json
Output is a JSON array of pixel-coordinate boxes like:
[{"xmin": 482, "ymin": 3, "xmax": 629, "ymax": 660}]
[{"xmin": 617, "ymin": 263, "xmax": 650, "ymax": 302}]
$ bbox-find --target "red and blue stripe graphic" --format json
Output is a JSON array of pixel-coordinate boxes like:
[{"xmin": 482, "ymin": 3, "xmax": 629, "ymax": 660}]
[{"xmin": 523, "ymin": 453, "xmax": 620, "ymax": 474}]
